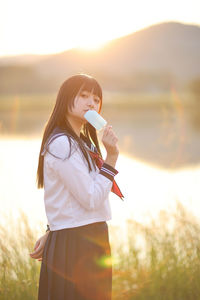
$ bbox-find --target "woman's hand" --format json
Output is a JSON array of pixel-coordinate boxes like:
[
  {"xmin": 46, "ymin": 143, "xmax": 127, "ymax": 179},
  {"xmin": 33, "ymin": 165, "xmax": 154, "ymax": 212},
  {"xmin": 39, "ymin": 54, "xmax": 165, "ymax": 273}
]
[
  {"xmin": 102, "ymin": 125, "xmax": 119, "ymax": 168},
  {"xmin": 102, "ymin": 125, "xmax": 119, "ymax": 156},
  {"xmin": 29, "ymin": 231, "xmax": 49, "ymax": 261}
]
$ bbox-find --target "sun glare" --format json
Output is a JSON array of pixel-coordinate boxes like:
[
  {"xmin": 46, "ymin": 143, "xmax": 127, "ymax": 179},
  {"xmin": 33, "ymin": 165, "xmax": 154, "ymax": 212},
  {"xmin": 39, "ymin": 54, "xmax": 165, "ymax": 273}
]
[
  {"xmin": 1, "ymin": 0, "xmax": 199, "ymax": 56},
  {"xmin": 76, "ymin": 40, "xmax": 108, "ymax": 51}
]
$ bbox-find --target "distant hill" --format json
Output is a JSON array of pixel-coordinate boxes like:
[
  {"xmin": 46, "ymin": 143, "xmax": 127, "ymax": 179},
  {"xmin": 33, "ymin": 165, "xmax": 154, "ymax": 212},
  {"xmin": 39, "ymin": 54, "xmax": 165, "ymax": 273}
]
[
  {"xmin": 0, "ymin": 22, "xmax": 200, "ymax": 93},
  {"xmin": 0, "ymin": 54, "xmax": 45, "ymax": 66}
]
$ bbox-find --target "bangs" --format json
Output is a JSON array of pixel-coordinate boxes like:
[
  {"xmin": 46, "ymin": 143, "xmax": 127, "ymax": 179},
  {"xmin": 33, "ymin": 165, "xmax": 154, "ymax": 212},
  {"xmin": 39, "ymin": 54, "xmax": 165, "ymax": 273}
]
[
  {"xmin": 64, "ymin": 74, "xmax": 103, "ymax": 113},
  {"xmin": 79, "ymin": 78, "xmax": 102, "ymax": 100}
]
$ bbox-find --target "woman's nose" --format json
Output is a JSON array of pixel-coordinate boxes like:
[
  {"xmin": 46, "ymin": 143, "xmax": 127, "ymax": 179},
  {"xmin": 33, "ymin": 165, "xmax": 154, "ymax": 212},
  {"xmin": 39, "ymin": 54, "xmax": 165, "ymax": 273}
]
[{"xmin": 88, "ymin": 96, "xmax": 95, "ymax": 108}]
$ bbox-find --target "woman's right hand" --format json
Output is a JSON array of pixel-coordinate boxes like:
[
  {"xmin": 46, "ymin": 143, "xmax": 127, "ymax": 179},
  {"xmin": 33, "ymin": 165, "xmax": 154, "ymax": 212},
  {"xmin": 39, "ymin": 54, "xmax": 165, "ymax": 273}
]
[{"xmin": 29, "ymin": 231, "xmax": 49, "ymax": 261}]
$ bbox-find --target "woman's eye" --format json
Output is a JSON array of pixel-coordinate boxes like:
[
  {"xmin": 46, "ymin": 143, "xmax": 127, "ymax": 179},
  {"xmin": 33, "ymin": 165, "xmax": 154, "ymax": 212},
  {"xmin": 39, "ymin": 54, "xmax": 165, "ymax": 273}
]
[
  {"xmin": 94, "ymin": 99, "xmax": 100, "ymax": 104},
  {"xmin": 81, "ymin": 93, "xmax": 88, "ymax": 98}
]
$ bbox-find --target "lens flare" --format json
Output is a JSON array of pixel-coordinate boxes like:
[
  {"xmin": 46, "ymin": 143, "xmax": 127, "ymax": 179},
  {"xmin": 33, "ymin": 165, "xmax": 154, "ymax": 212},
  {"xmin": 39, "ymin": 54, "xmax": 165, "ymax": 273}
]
[{"xmin": 96, "ymin": 254, "xmax": 119, "ymax": 268}]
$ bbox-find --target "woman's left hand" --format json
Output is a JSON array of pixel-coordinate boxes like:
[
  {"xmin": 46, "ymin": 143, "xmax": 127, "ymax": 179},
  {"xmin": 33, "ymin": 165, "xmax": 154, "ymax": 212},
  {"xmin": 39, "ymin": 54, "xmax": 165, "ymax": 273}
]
[{"xmin": 29, "ymin": 231, "xmax": 49, "ymax": 261}]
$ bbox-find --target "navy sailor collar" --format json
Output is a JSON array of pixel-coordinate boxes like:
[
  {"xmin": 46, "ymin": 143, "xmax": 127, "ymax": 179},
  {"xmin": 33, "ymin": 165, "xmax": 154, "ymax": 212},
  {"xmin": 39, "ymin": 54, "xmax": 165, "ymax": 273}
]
[{"xmin": 41, "ymin": 127, "xmax": 98, "ymax": 156}]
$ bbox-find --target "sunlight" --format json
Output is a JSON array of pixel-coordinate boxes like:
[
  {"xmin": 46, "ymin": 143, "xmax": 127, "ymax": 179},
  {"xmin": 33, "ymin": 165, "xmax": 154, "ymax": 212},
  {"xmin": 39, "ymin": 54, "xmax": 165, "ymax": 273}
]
[
  {"xmin": 76, "ymin": 41, "xmax": 108, "ymax": 51},
  {"xmin": 0, "ymin": 0, "xmax": 154, "ymax": 55},
  {"xmin": 0, "ymin": 0, "xmax": 200, "ymax": 56},
  {"xmin": 74, "ymin": 37, "xmax": 109, "ymax": 51},
  {"xmin": 1, "ymin": 138, "xmax": 200, "ymax": 231}
]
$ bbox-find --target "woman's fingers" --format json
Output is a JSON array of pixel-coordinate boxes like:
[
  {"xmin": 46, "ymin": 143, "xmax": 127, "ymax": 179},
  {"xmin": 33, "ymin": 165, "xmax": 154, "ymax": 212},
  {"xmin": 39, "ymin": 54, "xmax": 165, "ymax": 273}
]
[
  {"xmin": 31, "ymin": 243, "xmax": 43, "ymax": 255},
  {"xmin": 102, "ymin": 124, "xmax": 119, "ymax": 156},
  {"xmin": 103, "ymin": 125, "xmax": 112, "ymax": 136},
  {"xmin": 30, "ymin": 243, "xmax": 44, "ymax": 259},
  {"xmin": 103, "ymin": 125, "xmax": 115, "ymax": 139},
  {"xmin": 30, "ymin": 233, "xmax": 49, "ymax": 260},
  {"xmin": 30, "ymin": 248, "xmax": 43, "ymax": 259},
  {"xmin": 103, "ymin": 126, "xmax": 118, "ymax": 145},
  {"xmin": 30, "ymin": 249, "xmax": 42, "ymax": 258},
  {"xmin": 34, "ymin": 240, "xmax": 40, "ymax": 251}
]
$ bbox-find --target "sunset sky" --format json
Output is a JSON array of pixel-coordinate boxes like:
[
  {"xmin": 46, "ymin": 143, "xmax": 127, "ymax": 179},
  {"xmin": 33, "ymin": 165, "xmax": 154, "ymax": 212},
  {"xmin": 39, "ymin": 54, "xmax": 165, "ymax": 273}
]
[{"xmin": 0, "ymin": 0, "xmax": 199, "ymax": 57}]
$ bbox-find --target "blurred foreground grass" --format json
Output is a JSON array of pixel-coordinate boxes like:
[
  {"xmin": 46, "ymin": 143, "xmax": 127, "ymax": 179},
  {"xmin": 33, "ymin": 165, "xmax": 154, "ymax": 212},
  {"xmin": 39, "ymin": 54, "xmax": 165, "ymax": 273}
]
[
  {"xmin": 0, "ymin": 212, "xmax": 41, "ymax": 300},
  {"xmin": 111, "ymin": 202, "xmax": 200, "ymax": 299},
  {"xmin": 1, "ymin": 202, "xmax": 200, "ymax": 299}
]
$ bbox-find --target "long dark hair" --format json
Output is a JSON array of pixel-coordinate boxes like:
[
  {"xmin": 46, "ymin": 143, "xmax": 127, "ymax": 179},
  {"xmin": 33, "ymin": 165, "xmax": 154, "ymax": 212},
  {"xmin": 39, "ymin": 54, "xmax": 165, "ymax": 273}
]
[{"xmin": 36, "ymin": 74, "xmax": 103, "ymax": 189}]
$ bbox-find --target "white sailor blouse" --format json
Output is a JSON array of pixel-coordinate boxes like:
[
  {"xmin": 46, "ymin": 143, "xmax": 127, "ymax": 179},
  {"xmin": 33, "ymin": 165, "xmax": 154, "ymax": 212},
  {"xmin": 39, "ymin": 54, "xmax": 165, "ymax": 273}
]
[{"xmin": 41, "ymin": 127, "xmax": 119, "ymax": 231}]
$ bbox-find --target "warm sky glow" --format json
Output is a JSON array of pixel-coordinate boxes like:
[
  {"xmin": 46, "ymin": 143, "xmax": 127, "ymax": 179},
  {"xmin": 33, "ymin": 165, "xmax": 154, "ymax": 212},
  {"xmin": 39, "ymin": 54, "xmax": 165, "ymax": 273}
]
[{"xmin": 0, "ymin": 0, "xmax": 199, "ymax": 57}]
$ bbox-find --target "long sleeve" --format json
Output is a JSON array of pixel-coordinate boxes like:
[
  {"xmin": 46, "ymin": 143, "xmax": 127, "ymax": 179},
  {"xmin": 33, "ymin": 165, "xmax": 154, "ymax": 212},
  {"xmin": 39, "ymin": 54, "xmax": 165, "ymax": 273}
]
[{"xmin": 47, "ymin": 136, "xmax": 118, "ymax": 211}]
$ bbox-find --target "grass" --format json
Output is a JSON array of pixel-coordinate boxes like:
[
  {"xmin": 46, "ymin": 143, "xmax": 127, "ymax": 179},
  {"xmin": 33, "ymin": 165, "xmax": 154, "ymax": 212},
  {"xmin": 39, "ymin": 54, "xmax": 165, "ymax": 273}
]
[
  {"xmin": 0, "ymin": 212, "xmax": 41, "ymax": 300},
  {"xmin": 111, "ymin": 202, "xmax": 200, "ymax": 299},
  {"xmin": 1, "ymin": 202, "xmax": 200, "ymax": 299}
]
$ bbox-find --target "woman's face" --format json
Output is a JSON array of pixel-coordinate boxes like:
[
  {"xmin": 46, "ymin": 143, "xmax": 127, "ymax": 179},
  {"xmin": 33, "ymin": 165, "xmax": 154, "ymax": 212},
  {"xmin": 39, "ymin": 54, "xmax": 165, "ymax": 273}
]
[{"xmin": 67, "ymin": 88, "xmax": 101, "ymax": 122}]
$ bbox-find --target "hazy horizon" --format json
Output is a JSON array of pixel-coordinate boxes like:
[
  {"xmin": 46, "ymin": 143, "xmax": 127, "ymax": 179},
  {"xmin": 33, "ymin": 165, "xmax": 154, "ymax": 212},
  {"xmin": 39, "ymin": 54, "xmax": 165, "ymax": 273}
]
[{"xmin": 0, "ymin": 20, "xmax": 200, "ymax": 59}]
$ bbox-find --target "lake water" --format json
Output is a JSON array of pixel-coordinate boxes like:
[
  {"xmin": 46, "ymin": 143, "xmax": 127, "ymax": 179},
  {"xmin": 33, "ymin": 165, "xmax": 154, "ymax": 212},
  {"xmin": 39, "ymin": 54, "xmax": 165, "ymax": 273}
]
[{"xmin": 1, "ymin": 138, "xmax": 200, "ymax": 234}]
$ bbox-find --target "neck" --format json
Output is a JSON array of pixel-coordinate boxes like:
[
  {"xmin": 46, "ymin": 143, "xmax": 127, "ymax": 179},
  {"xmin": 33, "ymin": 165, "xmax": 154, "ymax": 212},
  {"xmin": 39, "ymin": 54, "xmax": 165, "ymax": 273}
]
[{"xmin": 67, "ymin": 115, "xmax": 85, "ymax": 137}]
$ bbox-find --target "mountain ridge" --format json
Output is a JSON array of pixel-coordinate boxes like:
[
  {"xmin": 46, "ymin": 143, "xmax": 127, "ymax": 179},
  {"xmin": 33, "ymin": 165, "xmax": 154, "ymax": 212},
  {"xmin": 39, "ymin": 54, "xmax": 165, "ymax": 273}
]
[{"xmin": 0, "ymin": 21, "xmax": 199, "ymax": 93}]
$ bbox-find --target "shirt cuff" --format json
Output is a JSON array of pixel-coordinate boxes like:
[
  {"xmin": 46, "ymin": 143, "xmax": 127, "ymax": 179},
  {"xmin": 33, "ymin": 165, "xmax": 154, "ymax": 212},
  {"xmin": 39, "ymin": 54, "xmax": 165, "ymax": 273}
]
[{"xmin": 99, "ymin": 163, "xmax": 118, "ymax": 182}]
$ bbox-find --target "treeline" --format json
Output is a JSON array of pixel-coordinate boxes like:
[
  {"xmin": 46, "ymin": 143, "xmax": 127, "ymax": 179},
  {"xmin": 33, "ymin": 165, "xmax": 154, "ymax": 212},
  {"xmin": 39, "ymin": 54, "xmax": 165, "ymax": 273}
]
[
  {"xmin": 0, "ymin": 65, "xmax": 57, "ymax": 94},
  {"xmin": 0, "ymin": 65, "xmax": 200, "ymax": 95}
]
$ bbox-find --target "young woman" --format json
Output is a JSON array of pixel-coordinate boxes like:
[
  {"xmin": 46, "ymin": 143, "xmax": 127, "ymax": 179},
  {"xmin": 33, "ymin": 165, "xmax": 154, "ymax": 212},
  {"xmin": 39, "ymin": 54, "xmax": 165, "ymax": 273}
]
[{"xmin": 30, "ymin": 74, "xmax": 122, "ymax": 300}]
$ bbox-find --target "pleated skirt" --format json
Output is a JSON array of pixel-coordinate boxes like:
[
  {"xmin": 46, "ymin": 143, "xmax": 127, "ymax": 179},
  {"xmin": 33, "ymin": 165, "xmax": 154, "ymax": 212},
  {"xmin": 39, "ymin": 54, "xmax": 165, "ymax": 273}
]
[{"xmin": 38, "ymin": 221, "xmax": 112, "ymax": 300}]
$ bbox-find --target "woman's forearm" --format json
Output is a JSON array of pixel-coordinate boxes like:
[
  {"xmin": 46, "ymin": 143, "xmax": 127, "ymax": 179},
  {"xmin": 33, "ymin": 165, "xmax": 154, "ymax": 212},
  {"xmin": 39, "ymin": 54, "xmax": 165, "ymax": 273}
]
[{"xmin": 104, "ymin": 153, "xmax": 119, "ymax": 169}]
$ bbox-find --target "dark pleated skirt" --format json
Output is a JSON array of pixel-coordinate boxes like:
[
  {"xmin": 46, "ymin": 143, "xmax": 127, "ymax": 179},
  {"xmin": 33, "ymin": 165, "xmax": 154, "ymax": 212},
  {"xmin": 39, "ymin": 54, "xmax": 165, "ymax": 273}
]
[{"xmin": 38, "ymin": 221, "xmax": 112, "ymax": 300}]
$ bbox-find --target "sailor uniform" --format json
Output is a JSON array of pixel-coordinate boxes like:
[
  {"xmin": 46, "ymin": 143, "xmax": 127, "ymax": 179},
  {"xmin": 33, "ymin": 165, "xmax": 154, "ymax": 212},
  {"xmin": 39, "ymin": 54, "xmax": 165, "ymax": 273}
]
[{"xmin": 38, "ymin": 127, "xmax": 122, "ymax": 300}]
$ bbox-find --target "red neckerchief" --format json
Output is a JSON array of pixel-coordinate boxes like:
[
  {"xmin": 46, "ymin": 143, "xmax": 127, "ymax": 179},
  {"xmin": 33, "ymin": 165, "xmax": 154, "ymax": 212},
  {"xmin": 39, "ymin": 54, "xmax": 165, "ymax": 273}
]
[{"xmin": 88, "ymin": 150, "xmax": 124, "ymax": 201}]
